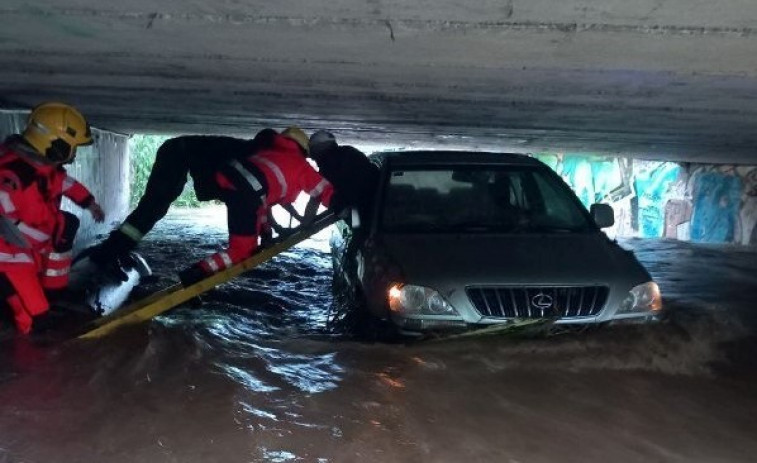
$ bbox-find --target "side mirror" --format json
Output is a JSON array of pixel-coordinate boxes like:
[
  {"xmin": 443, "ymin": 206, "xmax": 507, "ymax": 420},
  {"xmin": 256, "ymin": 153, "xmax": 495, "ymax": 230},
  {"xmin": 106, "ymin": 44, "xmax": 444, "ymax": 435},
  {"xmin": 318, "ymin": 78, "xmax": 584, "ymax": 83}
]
[
  {"xmin": 590, "ymin": 203, "xmax": 615, "ymax": 229},
  {"xmin": 350, "ymin": 208, "xmax": 361, "ymax": 229}
]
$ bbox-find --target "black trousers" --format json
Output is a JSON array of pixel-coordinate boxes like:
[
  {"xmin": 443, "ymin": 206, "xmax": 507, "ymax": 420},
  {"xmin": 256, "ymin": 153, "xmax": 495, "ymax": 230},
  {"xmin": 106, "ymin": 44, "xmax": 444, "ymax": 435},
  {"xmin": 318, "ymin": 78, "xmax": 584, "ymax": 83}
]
[
  {"xmin": 124, "ymin": 136, "xmax": 260, "ymax": 238},
  {"xmin": 218, "ymin": 161, "xmax": 268, "ymax": 237}
]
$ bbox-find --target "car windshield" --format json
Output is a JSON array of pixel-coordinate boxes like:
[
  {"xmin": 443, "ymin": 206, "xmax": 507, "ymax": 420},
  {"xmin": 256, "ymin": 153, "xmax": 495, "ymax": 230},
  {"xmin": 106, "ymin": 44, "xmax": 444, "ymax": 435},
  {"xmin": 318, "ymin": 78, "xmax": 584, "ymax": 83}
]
[{"xmin": 381, "ymin": 165, "xmax": 594, "ymax": 233}]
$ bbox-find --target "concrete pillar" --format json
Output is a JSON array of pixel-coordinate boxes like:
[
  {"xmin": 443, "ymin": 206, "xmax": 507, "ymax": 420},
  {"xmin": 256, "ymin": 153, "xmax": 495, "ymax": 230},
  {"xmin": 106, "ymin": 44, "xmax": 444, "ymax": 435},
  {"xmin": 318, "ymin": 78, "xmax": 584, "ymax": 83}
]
[{"xmin": 0, "ymin": 109, "xmax": 130, "ymax": 250}]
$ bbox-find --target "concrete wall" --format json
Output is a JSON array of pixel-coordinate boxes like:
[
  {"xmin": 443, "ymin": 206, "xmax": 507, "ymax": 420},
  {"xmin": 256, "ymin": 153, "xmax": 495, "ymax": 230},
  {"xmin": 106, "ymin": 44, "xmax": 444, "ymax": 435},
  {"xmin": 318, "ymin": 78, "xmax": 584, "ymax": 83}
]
[
  {"xmin": 0, "ymin": 110, "xmax": 130, "ymax": 250},
  {"xmin": 662, "ymin": 164, "xmax": 757, "ymax": 245},
  {"xmin": 535, "ymin": 153, "xmax": 757, "ymax": 246}
]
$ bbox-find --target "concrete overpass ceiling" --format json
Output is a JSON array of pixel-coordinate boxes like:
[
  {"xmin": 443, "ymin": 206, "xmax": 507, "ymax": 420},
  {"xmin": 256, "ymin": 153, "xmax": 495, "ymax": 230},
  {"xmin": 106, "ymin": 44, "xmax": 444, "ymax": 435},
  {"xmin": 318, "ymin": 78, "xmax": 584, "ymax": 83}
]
[{"xmin": 2, "ymin": 0, "xmax": 757, "ymax": 163}]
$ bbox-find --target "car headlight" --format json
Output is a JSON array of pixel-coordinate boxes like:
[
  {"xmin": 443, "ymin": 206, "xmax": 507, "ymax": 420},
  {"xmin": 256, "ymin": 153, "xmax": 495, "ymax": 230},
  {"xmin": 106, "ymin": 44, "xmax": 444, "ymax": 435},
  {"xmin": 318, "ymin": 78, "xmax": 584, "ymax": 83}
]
[
  {"xmin": 388, "ymin": 284, "xmax": 460, "ymax": 316},
  {"xmin": 619, "ymin": 282, "xmax": 662, "ymax": 313}
]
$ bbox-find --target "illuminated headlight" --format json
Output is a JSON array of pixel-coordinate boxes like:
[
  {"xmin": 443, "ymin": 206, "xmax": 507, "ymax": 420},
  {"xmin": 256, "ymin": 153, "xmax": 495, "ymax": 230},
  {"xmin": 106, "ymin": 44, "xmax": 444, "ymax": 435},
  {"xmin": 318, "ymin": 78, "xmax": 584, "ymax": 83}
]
[
  {"xmin": 388, "ymin": 284, "xmax": 460, "ymax": 316},
  {"xmin": 619, "ymin": 282, "xmax": 662, "ymax": 313}
]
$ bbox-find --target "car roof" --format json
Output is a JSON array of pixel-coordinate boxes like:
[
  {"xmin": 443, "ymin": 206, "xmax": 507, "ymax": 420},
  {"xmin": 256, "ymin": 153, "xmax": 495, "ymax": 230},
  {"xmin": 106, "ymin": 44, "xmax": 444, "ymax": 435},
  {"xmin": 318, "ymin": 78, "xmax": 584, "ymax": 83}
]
[{"xmin": 370, "ymin": 150, "xmax": 544, "ymax": 167}]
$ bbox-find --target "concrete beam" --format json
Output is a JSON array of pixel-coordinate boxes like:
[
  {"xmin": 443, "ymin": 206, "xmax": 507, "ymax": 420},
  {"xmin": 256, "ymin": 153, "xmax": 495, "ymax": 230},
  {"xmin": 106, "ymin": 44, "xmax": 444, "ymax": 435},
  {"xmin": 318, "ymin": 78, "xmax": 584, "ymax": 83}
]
[{"xmin": 1, "ymin": 1, "xmax": 757, "ymax": 162}]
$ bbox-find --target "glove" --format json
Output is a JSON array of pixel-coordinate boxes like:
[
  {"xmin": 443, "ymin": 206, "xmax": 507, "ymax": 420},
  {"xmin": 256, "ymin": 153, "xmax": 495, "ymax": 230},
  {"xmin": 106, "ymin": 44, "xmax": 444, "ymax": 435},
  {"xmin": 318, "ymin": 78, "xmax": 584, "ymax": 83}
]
[
  {"xmin": 87, "ymin": 245, "xmax": 130, "ymax": 283},
  {"xmin": 178, "ymin": 263, "xmax": 209, "ymax": 287},
  {"xmin": 260, "ymin": 228, "xmax": 274, "ymax": 248},
  {"xmin": 87, "ymin": 230, "xmax": 142, "ymax": 283},
  {"xmin": 88, "ymin": 231, "xmax": 137, "ymax": 265}
]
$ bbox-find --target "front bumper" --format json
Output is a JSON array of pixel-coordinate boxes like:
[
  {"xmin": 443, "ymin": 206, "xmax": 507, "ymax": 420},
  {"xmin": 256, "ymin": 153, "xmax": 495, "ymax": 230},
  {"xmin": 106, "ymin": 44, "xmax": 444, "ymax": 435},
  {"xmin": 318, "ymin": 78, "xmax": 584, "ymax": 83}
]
[{"xmin": 390, "ymin": 308, "xmax": 662, "ymax": 334}]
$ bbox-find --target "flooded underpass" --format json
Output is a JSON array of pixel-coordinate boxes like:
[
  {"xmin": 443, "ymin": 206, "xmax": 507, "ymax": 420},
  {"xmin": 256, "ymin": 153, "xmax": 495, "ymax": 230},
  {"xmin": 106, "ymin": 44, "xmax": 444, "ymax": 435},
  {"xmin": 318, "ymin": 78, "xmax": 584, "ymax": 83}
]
[{"xmin": 2, "ymin": 207, "xmax": 757, "ymax": 463}]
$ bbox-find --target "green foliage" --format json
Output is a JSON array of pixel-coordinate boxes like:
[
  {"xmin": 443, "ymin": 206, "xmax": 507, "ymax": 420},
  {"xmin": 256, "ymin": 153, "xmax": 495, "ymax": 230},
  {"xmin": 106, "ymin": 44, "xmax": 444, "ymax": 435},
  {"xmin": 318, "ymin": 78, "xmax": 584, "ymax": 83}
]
[{"xmin": 128, "ymin": 135, "xmax": 202, "ymax": 208}]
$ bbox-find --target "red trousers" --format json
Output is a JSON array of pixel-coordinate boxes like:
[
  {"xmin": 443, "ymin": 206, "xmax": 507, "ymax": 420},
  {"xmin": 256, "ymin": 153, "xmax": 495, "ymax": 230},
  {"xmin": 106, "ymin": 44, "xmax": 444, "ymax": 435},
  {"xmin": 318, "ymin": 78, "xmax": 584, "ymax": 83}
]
[{"xmin": 0, "ymin": 268, "xmax": 48, "ymax": 334}]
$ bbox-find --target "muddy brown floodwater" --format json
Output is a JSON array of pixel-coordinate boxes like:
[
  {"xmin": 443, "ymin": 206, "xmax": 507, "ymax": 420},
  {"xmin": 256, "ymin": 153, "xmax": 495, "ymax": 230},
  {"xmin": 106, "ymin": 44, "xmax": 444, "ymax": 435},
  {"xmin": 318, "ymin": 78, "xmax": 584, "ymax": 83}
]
[{"xmin": 1, "ymin": 206, "xmax": 757, "ymax": 462}]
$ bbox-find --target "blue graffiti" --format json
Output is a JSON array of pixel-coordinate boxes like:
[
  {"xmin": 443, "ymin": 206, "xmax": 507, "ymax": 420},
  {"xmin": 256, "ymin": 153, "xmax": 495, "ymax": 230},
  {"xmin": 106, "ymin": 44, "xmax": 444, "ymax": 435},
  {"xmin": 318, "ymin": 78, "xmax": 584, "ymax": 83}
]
[
  {"xmin": 533, "ymin": 153, "xmax": 750, "ymax": 243},
  {"xmin": 536, "ymin": 155, "xmax": 622, "ymax": 207},
  {"xmin": 634, "ymin": 163, "xmax": 681, "ymax": 238},
  {"xmin": 690, "ymin": 172, "xmax": 742, "ymax": 243}
]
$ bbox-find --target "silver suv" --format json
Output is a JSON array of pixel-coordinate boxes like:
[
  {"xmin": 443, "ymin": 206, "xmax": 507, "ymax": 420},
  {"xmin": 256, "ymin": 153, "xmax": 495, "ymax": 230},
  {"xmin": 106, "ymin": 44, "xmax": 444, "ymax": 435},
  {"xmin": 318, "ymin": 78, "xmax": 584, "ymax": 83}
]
[{"xmin": 330, "ymin": 151, "xmax": 662, "ymax": 334}]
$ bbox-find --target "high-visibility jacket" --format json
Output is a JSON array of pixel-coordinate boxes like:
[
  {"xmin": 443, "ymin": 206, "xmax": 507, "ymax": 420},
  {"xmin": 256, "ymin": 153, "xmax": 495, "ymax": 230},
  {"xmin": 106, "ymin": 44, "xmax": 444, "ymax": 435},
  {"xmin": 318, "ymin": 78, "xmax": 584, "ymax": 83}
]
[
  {"xmin": 216, "ymin": 135, "xmax": 335, "ymax": 208},
  {"xmin": 246, "ymin": 135, "xmax": 334, "ymax": 208},
  {"xmin": 0, "ymin": 139, "xmax": 58, "ymax": 333},
  {"xmin": 198, "ymin": 135, "xmax": 335, "ymax": 274},
  {"xmin": 49, "ymin": 166, "xmax": 95, "ymax": 210},
  {"xmin": 0, "ymin": 140, "xmax": 56, "ymax": 260}
]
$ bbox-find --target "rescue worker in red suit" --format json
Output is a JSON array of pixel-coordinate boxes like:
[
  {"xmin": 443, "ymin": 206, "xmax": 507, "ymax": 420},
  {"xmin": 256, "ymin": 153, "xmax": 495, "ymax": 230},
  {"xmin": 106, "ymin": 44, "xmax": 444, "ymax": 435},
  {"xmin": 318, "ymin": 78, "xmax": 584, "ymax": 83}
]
[
  {"xmin": 88, "ymin": 129, "xmax": 279, "ymax": 275},
  {"xmin": 176, "ymin": 127, "xmax": 334, "ymax": 286},
  {"xmin": 0, "ymin": 102, "xmax": 94, "ymax": 334}
]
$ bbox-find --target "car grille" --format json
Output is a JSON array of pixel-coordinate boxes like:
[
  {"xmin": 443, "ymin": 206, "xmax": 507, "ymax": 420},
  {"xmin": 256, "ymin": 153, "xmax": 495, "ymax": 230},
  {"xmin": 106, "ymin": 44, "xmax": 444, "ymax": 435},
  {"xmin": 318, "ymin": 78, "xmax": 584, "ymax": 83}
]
[{"xmin": 466, "ymin": 286, "xmax": 609, "ymax": 319}]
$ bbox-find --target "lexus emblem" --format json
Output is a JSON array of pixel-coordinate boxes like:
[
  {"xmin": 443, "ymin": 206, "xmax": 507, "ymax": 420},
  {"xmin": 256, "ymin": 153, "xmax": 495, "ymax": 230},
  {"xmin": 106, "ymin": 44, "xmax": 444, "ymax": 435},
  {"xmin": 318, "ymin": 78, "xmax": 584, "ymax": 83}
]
[{"xmin": 531, "ymin": 292, "xmax": 553, "ymax": 310}]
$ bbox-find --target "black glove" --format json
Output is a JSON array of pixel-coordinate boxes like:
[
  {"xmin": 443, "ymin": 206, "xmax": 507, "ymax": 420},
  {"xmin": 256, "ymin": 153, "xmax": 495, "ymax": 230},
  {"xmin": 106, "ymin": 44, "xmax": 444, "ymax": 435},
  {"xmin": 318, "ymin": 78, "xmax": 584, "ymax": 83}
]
[
  {"xmin": 178, "ymin": 263, "xmax": 209, "ymax": 287},
  {"xmin": 260, "ymin": 228, "xmax": 274, "ymax": 248},
  {"xmin": 86, "ymin": 233, "xmax": 140, "ymax": 283},
  {"xmin": 86, "ymin": 242, "xmax": 113, "ymax": 267},
  {"xmin": 87, "ymin": 248, "xmax": 129, "ymax": 283},
  {"xmin": 88, "ymin": 231, "xmax": 136, "ymax": 263}
]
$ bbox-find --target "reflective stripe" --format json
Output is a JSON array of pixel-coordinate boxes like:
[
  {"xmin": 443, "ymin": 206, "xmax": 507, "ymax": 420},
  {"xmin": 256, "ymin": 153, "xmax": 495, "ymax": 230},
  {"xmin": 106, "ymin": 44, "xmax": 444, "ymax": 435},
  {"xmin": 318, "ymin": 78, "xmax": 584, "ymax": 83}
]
[
  {"xmin": 229, "ymin": 160, "xmax": 264, "ymax": 192},
  {"xmin": 63, "ymin": 176, "xmax": 75, "ymax": 191},
  {"xmin": 0, "ymin": 191, "xmax": 15, "ymax": 213},
  {"xmin": 119, "ymin": 223, "xmax": 144, "ymax": 242},
  {"xmin": 307, "ymin": 179, "xmax": 329, "ymax": 197},
  {"xmin": 256, "ymin": 157, "xmax": 287, "ymax": 199},
  {"xmin": 48, "ymin": 251, "xmax": 72, "ymax": 261},
  {"xmin": 44, "ymin": 267, "xmax": 70, "ymax": 277},
  {"xmin": 17, "ymin": 222, "xmax": 50, "ymax": 242},
  {"xmin": 0, "ymin": 252, "xmax": 33, "ymax": 264},
  {"xmin": 219, "ymin": 252, "xmax": 233, "ymax": 269},
  {"xmin": 204, "ymin": 256, "xmax": 219, "ymax": 272}
]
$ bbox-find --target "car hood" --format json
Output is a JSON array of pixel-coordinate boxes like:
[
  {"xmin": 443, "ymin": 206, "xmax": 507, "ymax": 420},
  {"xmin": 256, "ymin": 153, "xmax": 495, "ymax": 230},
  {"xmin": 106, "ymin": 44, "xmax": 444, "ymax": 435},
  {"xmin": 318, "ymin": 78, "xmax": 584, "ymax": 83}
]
[{"xmin": 381, "ymin": 232, "xmax": 650, "ymax": 288}]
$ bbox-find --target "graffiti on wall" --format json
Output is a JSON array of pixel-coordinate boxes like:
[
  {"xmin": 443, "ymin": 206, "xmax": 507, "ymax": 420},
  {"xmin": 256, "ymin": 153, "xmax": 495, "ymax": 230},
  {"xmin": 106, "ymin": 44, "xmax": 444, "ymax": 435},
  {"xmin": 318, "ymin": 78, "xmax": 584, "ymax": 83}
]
[
  {"xmin": 689, "ymin": 170, "xmax": 741, "ymax": 243},
  {"xmin": 634, "ymin": 162, "xmax": 682, "ymax": 238},
  {"xmin": 533, "ymin": 152, "xmax": 757, "ymax": 245},
  {"xmin": 534, "ymin": 153, "xmax": 625, "ymax": 206},
  {"xmin": 688, "ymin": 166, "xmax": 757, "ymax": 245}
]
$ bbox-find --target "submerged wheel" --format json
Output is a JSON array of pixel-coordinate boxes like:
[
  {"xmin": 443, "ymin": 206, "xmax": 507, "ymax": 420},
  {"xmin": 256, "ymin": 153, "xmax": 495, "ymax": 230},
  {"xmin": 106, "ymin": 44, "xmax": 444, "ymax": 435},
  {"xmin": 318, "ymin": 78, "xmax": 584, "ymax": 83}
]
[
  {"xmin": 328, "ymin": 280, "xmax": 398, "ymax": 342},
  {"xmin": 350, "ymin": 289, "xmax": 402, "ymax": 343}
]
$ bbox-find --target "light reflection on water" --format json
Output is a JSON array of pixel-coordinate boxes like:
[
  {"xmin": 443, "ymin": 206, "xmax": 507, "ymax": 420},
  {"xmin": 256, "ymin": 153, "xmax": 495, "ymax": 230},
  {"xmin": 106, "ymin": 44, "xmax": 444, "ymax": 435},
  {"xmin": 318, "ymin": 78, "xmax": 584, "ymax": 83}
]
[
  {"xmin": 219, "ymin": 364, "xmax": 280, "ymax": 393},
  {"xmin": 207, "ymin": 313, "xmax": 343, "ymax": 395}
]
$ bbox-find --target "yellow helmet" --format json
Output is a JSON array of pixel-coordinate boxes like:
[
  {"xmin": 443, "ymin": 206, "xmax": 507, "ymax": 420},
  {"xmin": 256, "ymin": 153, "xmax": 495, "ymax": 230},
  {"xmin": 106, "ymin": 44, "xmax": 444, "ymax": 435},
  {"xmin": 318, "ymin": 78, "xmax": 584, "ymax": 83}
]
[
  {"xmin": 281, "ymin": 126, "xmax": 309, "ymax": 154},
  {"xmin": 22, "ymin": 102, "xmax": 93, "ymax": 163}
]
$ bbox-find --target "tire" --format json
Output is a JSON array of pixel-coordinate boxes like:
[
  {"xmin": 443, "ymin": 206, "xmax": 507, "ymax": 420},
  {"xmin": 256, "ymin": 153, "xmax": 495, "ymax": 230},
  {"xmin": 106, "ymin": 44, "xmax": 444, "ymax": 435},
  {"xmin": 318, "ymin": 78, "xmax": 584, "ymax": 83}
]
[{"xmin": 350, "ymin": 288, "xmax": 402, "ymax": 343}]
